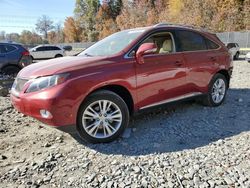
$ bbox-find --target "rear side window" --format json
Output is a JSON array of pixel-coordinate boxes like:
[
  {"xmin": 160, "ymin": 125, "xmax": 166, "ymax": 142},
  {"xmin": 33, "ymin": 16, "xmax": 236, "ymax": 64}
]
[
  {"xmin": 50, "ymin": 46, "xmax": 60, "ymax": 50},
  {"xmin": 5, "ymin": 45, "xmax": 17, "ymax": 52},
  {"xmin": 176, "ymin": 30, "xmax": 207, "ymax": 52},
  {"xmin": 205, "ymin": 38, "xmax": 220, "ymax": 49},
  {"xmin": 44, "ymin": 47, "xmax": 51, "ymax": 51}
]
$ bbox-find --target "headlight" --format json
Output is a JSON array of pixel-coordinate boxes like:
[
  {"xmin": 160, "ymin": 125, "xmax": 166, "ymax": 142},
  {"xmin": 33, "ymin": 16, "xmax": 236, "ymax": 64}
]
[{"xmin": 26, "ymin": 73, "xmax": 69, "ymax": 93}]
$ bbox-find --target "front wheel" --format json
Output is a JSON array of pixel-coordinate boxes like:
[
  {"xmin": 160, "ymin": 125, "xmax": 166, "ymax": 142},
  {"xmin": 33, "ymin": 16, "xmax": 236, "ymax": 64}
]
[
  {"xmin": 202, "ymin": 73, "xmax": 228, "ymax": 107},
  {"xmin": 77, "ymin": 90, "xmax": 129, "ymax": 143}
]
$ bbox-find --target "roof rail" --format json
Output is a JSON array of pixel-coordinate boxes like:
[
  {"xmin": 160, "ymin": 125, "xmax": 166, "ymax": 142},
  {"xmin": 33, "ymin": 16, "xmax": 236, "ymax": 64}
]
[{"xmin": 154, "ymin": 22, "xmax": 212, "ymax": 33}]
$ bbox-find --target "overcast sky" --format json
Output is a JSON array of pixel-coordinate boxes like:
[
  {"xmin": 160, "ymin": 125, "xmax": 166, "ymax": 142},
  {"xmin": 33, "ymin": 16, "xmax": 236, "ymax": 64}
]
[{"xmin": 0, "ymin": 0, "xmax": 75, "ymax": 34}]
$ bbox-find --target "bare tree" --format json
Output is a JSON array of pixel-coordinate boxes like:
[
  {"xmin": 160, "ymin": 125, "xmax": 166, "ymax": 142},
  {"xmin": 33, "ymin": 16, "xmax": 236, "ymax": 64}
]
[{"xmin": 36, "ymin": 15, "xmax": 54, "ymax": 39}]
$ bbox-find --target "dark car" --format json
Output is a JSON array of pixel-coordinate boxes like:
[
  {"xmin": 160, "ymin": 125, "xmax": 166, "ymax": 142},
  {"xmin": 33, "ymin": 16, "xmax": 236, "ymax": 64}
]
[
  {"xmin": 0, "ymin": 42, "xmax": 32, "ymax": 75},
  {"xmin": 11, "ymin": 23, "xmax": 233, "ymax": 143}
]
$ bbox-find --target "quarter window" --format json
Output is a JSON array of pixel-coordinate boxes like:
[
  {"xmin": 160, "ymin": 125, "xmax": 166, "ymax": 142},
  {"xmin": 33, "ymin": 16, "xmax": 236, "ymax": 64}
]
[
  {"xmin": 176, "ymin": 30, "xmax": 207, "ymax": 52},
  {"xmin": 205, "ymin": 38, "xmax": 219, "ymax": 49}
]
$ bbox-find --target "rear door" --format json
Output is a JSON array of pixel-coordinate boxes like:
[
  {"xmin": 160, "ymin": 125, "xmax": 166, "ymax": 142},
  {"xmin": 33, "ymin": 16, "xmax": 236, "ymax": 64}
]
[
  {"xmin": 135, "ymin": 31, "xmax": 187, "ymax": 109},
  {"xmin": 43, "ymin": 46, "xmax": 53, "ymax": 58},
  {"xmin": 51, "ymin": 46, "xmax": 62, "ymax": 57},
  {"xmin": 175, "ymin": 30, "xmax": 220, "ymax": 93}
]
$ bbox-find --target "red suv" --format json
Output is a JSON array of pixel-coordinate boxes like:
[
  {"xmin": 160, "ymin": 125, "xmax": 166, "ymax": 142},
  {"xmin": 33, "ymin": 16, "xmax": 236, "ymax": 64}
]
[{"xmin": 11, "ymin": 24, "xmax": 233, "ymax": 143}]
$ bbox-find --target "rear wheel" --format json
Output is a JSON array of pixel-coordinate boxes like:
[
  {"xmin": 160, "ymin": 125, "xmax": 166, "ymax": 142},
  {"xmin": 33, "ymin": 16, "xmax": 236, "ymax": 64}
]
[
  {"xmin": 202, "ymin": 73, "xmax": 228, "ymax": 107},
  {"xmin": 77, "ymin": 90, "xmax": 129, "ymax": 143},
  {"xmin": 2, "ymin": 66, "xmax": 20, "ymax": 76}
]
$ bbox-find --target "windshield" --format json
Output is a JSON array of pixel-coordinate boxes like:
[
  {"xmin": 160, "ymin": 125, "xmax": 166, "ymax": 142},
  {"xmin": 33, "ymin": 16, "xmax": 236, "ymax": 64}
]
[{"xmin": 78, "ymin": 29, "xmax": 145, "ymax": 57}]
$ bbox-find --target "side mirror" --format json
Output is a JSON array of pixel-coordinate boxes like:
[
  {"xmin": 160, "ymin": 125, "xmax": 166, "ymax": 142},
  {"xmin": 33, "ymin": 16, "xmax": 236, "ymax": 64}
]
[{"xmin": 136, "ymin": 43, "xmax": 157, "ymax": 64}]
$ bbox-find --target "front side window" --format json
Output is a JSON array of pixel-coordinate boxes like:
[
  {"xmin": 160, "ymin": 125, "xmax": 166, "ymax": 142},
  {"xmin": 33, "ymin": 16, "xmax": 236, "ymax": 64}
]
[
  {"xmin": 176, "ymin": 30, "xmax": 207, "ymax": 52},
  {"xmin": 140, "ymin": 32, "xmax": 175, "ymax": 55},
  {"xmin": 51, "ymin": 46, "xmax": 60, "ymax": 50},
  {"xmin": 36, "ymin": 47, "xmax": 45, "ymax": 51},
  {"xmin": 78, "ymin": 29, "xmax": 145, "ymax": 57}
]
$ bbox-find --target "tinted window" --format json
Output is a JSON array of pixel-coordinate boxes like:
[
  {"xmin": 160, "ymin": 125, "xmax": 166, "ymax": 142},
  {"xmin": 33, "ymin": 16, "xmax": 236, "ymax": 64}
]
[
  {"xmin": 50, "ymin": 46, "xmax": 60, "ymax": 50},
  {"xmin": 176, "ymin": 30, "xmax": 207, "ymax": 51},
  {"xmin": 36, "ymin": 47, "xmax": 46, "ymax": 51},
  {"xmin": 227, "ymin": 43, "xmax": 235, "ymax": 48},
  {"xmin": 205, "ymin": 38, "xmax": 220, "ymax": 49},
  {"xmin": 44, "ymin": 47, "xmax": 51, "ymax": 51}
]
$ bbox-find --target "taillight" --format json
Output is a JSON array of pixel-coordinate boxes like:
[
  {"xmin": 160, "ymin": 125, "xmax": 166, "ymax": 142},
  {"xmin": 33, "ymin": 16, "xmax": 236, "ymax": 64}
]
[{"xmin": 22, "ymin": 50, "xmax": 30, "ymax": 56}]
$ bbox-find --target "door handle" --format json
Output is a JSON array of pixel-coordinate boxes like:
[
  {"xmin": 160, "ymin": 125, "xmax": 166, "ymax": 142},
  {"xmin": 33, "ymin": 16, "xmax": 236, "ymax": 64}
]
[{"xmin": 174, "ymin": 61, "xmax": 183, "ymax": 67}]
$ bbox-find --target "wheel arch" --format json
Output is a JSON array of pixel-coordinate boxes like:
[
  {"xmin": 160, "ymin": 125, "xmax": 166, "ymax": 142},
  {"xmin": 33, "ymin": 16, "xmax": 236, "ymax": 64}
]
[
  {"xmin": 55, "ymin": 54, "xmax": 63, "ymax": 58},
  {"xmin": 1, "ymin": 64, "xmax": 21, "ymax": 73},
  {"xmin": 216, "ymin": 69, "xmax": 230, "ymax": 88},
  {"xmin": 79, "ymin": 84, "xmax": 135, "ymax": 116}
]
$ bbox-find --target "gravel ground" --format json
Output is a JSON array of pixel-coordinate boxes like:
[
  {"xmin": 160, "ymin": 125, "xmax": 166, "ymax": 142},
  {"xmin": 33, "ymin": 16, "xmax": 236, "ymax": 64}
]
[{"xmin": 0, "ymin": 60, "xmax": 250, "ymax": 188}]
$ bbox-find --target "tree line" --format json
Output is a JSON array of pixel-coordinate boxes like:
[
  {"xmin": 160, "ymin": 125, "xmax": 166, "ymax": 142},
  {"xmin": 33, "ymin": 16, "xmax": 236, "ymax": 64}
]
[{"xmin": 1, "ymin": 0, "xmax": 249, "ymax": 44}]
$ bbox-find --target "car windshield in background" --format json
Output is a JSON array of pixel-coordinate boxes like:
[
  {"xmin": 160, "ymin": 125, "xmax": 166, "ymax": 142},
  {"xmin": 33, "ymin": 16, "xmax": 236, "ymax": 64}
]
[{"xmin": 78, "ymin": 29, "xmax": 145, "ymax": 57}]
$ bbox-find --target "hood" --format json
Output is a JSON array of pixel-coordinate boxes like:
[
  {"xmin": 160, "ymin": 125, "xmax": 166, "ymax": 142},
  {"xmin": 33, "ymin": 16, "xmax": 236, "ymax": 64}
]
[{"xmin": 18, "ymin": 56, "xmax": 105, "ymax": 78}]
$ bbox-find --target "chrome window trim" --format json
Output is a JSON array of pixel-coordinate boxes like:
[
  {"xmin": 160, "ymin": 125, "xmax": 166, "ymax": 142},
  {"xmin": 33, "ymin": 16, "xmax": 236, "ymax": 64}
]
[
  {"xmin": 124, "ymin": 28, "xmax": 222, "ymax": 59},
  {"xmin": 124, "ymin": 31, "xmax": 177, "ymax": 59}
]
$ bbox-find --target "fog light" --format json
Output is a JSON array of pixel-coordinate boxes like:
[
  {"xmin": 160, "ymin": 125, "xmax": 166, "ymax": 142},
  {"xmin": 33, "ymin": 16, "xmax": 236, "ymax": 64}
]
[{"xmin": 40, "ymin": 109, "xmax": 52, "ymax": 119}]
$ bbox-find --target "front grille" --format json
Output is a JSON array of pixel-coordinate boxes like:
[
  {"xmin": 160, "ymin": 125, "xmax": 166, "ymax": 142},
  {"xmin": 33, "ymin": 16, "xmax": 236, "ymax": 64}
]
[{"xmin": 13, "ymin": 78, "xmax": 29, "ymax": 92}]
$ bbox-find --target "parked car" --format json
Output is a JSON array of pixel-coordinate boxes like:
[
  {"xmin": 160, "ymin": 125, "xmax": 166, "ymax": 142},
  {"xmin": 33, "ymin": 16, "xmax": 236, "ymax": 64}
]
[
  {"xmin": 0, "ymin": 42, "xmax": 32, "ymax": 75},
  {"xmin": 246, "ymin": 52, "xmax": 250, "ymax": 62},
  {"xmin": 225, "ymin": 42, "xmax": 240, "ymax": 60},
  {"xmin": 29, "ymin": 45, "xmax": 66, "ymax": 60},
  {"xmin": 11, "ymin": 23, "xmax": 233, "ymax": 143}
]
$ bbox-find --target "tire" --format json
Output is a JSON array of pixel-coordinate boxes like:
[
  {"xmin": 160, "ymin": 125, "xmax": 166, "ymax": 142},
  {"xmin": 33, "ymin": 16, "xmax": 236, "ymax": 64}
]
[
  {"xmin": 55, "ymin": 54, "xmax": 63, "ymax": 58},
  {"xmin": 2, "ymin": 66, "xmax": 20, "ymax": 76},
  {"xmin": 77, "ymin": 90, "xmax": 130, "ymax": 143},
  {"xmin": 202, "ymin": 73, "xmax": 228, "ymax": 107},
  {"xmin": 234, "ymin": 52, "xmax": 239, "ymax": 60}
]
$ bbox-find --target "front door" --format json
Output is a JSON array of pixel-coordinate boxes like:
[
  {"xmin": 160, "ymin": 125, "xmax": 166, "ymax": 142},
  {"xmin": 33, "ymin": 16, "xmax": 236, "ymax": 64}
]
[{"xmin": 135, "ymin": 31, "xmax": 187, "ymax": 109}]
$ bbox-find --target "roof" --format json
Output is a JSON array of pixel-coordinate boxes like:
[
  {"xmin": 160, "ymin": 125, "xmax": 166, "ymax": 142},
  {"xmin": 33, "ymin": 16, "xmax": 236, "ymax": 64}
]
[
  {"xmin": 153, "ymin": 23, "xmax": 214, "ymax": 34},
  {"xmin": 0, "ymin": 41, "xmax": 24, "ymax": 46}
]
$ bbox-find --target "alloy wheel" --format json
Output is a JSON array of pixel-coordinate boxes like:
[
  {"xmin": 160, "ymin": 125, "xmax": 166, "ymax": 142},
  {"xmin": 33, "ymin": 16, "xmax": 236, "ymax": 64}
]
[
  {"xmin": 82, "ymin": 100, "xmax": 122, "ymax": 139},
  {"xmin": 211, "ymin": 78, "xmax": 226, "ymax": 104}
]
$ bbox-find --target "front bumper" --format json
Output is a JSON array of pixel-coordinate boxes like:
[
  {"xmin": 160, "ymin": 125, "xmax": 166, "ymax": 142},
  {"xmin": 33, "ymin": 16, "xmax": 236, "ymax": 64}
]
[{"xmin": 10, "ymin": 84, "xmax": 76, "ymax": 127}]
